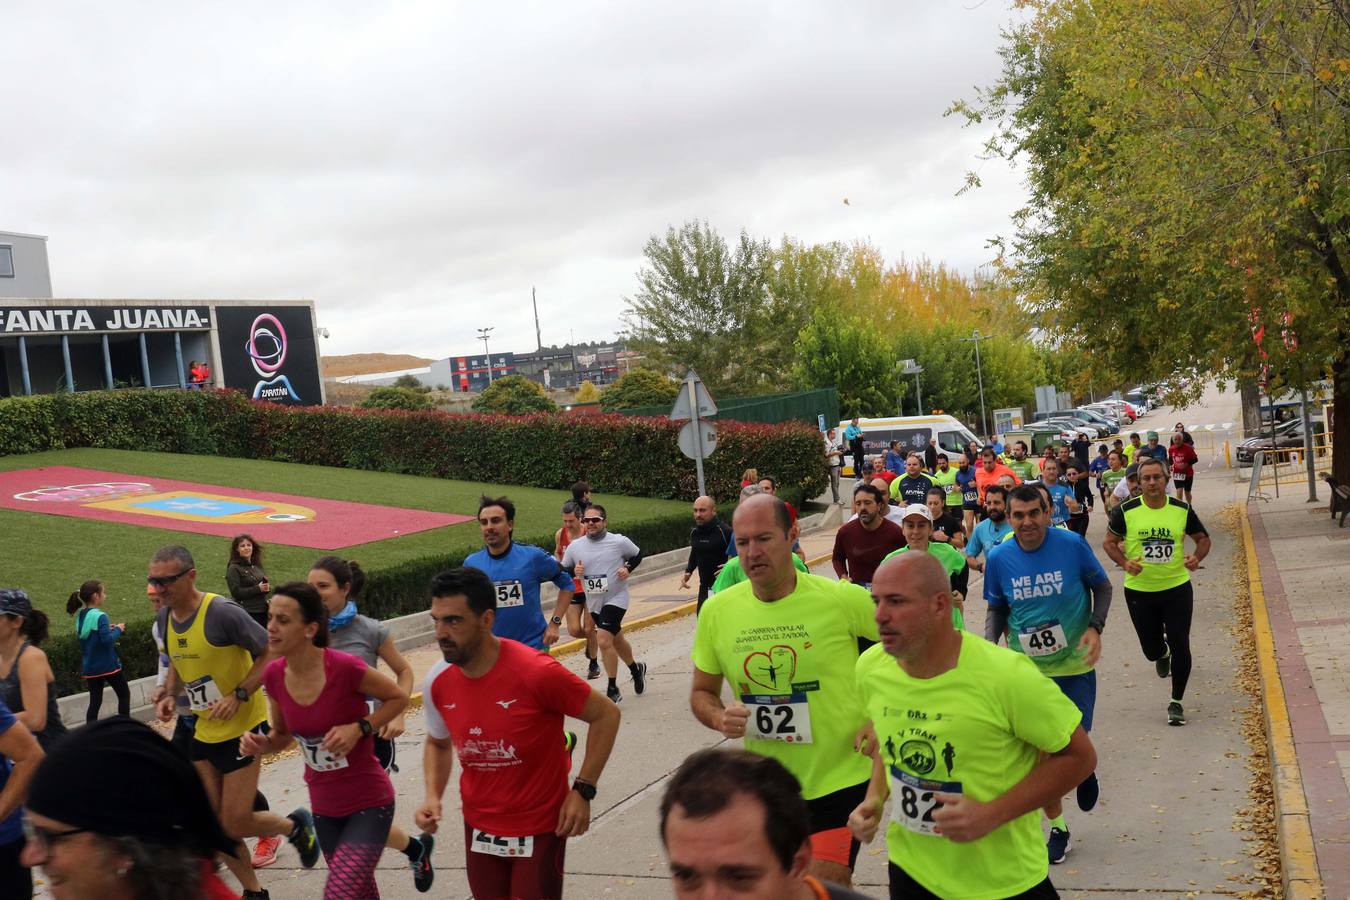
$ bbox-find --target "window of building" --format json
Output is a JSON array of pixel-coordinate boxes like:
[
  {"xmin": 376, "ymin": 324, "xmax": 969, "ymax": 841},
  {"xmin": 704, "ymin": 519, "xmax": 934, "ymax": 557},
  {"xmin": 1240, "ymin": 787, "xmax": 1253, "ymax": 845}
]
[{"xmin": 0, "ymin": 246, "xmax": 13, "ymax": 278}]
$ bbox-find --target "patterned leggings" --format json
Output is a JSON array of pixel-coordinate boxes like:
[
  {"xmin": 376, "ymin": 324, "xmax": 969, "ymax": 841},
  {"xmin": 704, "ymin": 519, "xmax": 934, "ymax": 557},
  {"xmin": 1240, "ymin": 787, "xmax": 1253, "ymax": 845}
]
[{"xmin": 314, "ymin": 803, "xmax": 394, "ymax": 899}]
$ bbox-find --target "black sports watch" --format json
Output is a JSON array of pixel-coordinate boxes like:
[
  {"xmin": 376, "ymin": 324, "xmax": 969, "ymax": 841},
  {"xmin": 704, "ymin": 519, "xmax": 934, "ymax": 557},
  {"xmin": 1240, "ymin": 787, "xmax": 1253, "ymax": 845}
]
[
  {"xmin": 571, "ymin": 778, "xmax": 597, "ymax": 801},
  {"xmin": 551, "ymin": 615, "xmax": 563, "ymax": 625},
  {"xmin": 357, "ymin": 719, "xmax": 374, "ymax": 738},
  {"xmin": 233, "ymin": 686, "xmax": 250, "ymax": 702}
]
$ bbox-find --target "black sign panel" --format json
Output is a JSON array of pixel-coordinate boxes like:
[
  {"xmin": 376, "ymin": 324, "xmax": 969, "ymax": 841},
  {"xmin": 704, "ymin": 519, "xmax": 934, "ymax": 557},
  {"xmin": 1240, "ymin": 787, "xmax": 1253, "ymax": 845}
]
[
  {"xmin": 0, "ymin": 305, "xmax": 212, "ymax": 335},
  {"xmin": 215, "ymin": 306, "xmax": 322, "ymax": 406}
]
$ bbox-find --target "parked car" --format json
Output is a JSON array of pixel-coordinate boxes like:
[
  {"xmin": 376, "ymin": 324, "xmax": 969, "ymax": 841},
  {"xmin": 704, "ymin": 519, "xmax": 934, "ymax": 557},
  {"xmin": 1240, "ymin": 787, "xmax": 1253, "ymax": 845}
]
[
  {"xmin": 1081, "ymin": 402, "xmax": 1130, "ymax": 427},
  {"xmin": 1072, "ymin": 407, "xmax": 1119, "ymax": 434},
  {"xmin": 1235, "ymin": 418, "xmax": 1326, "ymax": 466},
  {"xmin": 1042, "ymin": 418, "xmax": 1101, "ymax": 441},
  {"xmin": 1048, "ymin": 410, "xmax": 1111, "ymax": 438}
]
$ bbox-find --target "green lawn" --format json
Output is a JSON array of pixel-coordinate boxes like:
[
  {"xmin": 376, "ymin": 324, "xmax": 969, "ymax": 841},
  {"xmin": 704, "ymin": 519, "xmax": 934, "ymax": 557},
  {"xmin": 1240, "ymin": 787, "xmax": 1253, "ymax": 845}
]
[{"xmin": 0, "ymin": 448, "xmax": 688, "ymax": 625}]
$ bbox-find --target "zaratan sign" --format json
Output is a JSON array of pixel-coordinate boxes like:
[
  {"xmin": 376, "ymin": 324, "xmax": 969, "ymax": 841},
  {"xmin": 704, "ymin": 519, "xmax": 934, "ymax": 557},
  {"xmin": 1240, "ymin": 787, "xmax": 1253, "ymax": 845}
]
[{"xmin": 0, "ymin": 305, "xmax": 212, "ymax": 334}]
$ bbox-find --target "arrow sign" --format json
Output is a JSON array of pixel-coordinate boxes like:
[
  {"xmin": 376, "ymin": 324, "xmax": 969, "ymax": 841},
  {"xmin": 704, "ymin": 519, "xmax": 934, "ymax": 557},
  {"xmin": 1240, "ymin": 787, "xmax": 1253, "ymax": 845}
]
[
  {"xmin": 669, "ymin": 369, "xmax": 718, "ymax": 420},
  {"xmin": 678, "ymin": 420, "xmax": 718, "ymax": 459}
]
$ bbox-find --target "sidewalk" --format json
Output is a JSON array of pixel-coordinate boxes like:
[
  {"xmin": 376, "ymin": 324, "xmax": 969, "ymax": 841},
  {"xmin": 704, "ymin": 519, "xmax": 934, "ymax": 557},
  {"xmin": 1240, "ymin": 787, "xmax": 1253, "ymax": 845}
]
[{"xmin": 1247, "ymin": 483, "xmax": 1350, "ymax": 898}]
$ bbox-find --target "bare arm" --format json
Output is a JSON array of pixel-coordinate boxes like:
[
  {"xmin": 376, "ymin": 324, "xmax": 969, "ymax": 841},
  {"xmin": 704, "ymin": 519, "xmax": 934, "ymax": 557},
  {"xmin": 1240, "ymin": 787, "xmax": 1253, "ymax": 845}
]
[
  {"xmin": 16, "ymin": 650, "xmax": 50, "ymax": 733},
  {"xmin": 1101, "ymin": 530, "xmax": 1138, "ymax": 573},
  {"xmin": 0, "ymin": 720, "xmax": 42, "ymax": 823},
  {"xmin": 415, "ymin": 735, "xmax": 455, "ymax": 834},
  {"xmin": 690, "ymin": 667, "xmax": 728, "ymax": 731},
  {"xmin": 573, "ymin": 690, "xmax": 621, "ymax": 785}
]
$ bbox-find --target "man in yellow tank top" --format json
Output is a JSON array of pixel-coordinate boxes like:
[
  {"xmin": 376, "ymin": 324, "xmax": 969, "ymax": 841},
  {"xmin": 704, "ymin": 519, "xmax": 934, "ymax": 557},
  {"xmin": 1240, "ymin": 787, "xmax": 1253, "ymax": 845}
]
[{"xmin": 151, "ymin": 545, "xmax": 320, "ymax": 900}]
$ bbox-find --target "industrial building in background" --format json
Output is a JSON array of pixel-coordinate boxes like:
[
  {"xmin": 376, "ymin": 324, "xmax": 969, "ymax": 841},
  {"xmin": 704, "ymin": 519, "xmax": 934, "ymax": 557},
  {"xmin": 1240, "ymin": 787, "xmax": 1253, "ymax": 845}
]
[
  {"xmin": 0, "ymin": 230, "xmax": 325, "ymax": 404},
  {"xmin": 340, "ymin": 341, "xmax": 643, "ymax": 392}
]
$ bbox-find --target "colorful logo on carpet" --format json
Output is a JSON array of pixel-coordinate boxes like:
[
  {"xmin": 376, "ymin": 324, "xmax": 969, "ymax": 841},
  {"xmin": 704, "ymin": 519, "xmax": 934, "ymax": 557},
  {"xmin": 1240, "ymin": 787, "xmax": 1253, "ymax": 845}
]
[
  {"xmin": 15, "ymin": 481, "xmax": 314, "ymax": 524},
  {"xmin": 246, "ymin": 313, "xmax": 302, "ymax": 403}
]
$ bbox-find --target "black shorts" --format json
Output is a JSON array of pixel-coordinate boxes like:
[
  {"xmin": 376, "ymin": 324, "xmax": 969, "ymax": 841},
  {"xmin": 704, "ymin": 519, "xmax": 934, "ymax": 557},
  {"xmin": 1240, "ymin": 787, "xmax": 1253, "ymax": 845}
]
[
  {"xmin": 172, "ymin": 713, "xmax": 197, "ymax": 758},
  {"xmin": 374, "ymin": 735, "xmax": 398, "ymax": 774},
  {"xmin": 570, "ymin": 590, "xmax": 586, "ymax": 607},
  {"xmin": 191, "ymin": 721, "xmax": 268, "ymax": 775},
  {"xmin": 805, "ymin": 781, "xmax": 867, "ymax": 869},
  {"xmin": 1173, "ymin": 475, "xmax": 1194, "ymax": 491},
  {"xmin": 593, "ymin": 604, "xmax": 628, "ymax": 635}
]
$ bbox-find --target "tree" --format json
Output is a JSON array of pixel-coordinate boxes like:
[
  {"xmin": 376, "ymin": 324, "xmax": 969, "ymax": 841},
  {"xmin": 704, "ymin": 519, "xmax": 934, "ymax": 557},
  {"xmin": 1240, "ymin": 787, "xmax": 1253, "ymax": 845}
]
[
  {"xmin": 360, "ymin": 386, "xmax": 434, "ymax": 411},
  {"xmin": 956, "ymin": 0, "xmax": 1350, "ymax": 476},
  {"xmin": 601, "ymin": 369, "xmax": 681, "ymax": 411},
  {"xmin": 471, "ymin": 375, "xmax": 557, "ymax": 415},
  {"xmin": 793, "ymin": 313, "xmax": 902, "ymax": 417},
  {"xmin": 573, "ymin": 380, "xmax": 601, "ymax": 403},
  {"xmin": 392, "ymin": 374, "xmax": 431, "ymax": 393}
]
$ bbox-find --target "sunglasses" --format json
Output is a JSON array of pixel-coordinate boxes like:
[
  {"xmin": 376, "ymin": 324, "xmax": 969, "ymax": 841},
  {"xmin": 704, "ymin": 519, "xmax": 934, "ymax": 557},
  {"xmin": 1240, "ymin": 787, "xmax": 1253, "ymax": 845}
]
[
  {"xmin": 23, "ymin": 818, "xmax": 93, "ymax": 853},
  {"xmin": 147, "ymin": 569, "xmax": 191, "ymax": 589},
  {"xmin": 581, "ymin": 516, "xmax": 604, "ymax": 524}
]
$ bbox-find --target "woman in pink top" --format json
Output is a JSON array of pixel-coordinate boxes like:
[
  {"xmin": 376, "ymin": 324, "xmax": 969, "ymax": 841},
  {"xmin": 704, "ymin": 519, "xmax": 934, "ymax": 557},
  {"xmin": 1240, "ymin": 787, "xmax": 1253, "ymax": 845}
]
[{"xmin": 242, "ymin": 582, "xmax": 408, "ymax": 899}]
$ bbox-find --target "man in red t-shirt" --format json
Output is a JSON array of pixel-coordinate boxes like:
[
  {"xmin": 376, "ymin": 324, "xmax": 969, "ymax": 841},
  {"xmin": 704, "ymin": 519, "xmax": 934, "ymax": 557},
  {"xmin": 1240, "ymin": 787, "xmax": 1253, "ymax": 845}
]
[
  {"xmin": 832, "ymin": 483, "xmax": 905, "ymax": 586},
  {"xmin": 416, "ymin": 567, "xmax": 622, "ymax": 900}
]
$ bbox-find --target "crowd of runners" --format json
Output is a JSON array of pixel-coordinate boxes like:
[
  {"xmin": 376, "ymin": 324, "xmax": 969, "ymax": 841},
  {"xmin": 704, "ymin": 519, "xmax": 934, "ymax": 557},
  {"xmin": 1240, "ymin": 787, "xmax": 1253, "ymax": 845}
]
[{"xmin": 0, "ymin": 417, "xmax": 1214, "ymax": 898}]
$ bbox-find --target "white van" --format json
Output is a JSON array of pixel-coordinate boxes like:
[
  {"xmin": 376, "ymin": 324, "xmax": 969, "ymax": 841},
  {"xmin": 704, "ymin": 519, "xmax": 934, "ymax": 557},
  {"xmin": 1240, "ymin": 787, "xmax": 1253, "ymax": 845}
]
[{"xmin": 839, "ymin": 415, "xmax": 982, "ymax": 477}]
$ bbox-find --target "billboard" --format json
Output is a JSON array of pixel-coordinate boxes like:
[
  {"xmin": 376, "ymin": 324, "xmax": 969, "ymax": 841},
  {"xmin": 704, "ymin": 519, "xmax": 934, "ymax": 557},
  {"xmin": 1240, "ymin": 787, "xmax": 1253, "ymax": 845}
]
[{"xmin": 216, "ymin": 305, "xmax": 322, "ymax": 405}]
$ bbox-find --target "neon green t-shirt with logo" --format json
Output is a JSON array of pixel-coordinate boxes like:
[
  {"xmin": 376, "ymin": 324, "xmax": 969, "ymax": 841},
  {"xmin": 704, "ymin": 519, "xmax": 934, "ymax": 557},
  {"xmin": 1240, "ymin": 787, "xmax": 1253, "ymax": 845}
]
[
  {"xmin": 883, "ymin": 544, "xmax": 967, "ymax": 631},
  {"xmin": 1101, "ymin": 467, "xmax": 1126, "ymax": 493},
  {"xmin": 692, "ymin": 572, "xmax": 879, "ymax": 799},
  {"xmin": 709, "ymin": 553, "xmax": 808, "ymax": 595},
  {"xmin": 1006, "ymin": 458, "xmax": 1040, "ymax": 482},
  {"xmin": 1107, "ymin": 496, "xmax": 1206, "ymax": 591},
  {"xmin": 930, "ymin": 467, "xmax": 961, "ymax": 507},
  {"xmin": 855, "ymin": 633, "xmax": 1082, "ymax": 900}
]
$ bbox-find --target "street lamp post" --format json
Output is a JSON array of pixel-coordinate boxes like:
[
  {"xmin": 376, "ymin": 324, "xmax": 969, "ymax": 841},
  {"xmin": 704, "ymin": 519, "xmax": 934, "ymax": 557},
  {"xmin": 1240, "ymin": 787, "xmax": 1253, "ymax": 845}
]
[
  {"xmin": 476, "ymin": 326, "xmax": 495, "ymax": 385},
  {"xmin": 959, "ymin": 330, "xmax": 993, "ymax": 437}
]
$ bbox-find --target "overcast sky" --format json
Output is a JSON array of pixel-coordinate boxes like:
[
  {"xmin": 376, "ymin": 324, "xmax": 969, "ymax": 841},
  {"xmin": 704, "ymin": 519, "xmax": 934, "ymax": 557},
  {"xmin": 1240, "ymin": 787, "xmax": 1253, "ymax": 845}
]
[{"xmin": 3, "ymin": 1, "xmax": 1026, "ymax": 358}]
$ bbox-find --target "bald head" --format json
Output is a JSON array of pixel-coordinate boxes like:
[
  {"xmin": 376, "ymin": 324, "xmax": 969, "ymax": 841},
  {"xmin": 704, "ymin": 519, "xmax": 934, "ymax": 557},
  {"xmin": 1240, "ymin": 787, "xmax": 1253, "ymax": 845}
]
[
  {"xmin": 871, "ymin": 550, "xmax": 959, "ymax": 664},
  {"xmin": 693, "ymin": 495, "xmax": 717, "ymax": 525}
]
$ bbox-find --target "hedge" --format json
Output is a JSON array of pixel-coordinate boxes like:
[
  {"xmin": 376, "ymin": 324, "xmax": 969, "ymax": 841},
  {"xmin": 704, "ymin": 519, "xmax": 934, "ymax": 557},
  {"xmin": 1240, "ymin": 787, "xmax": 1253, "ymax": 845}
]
[{"xmin": 3, "ymin": 389, "xmax": 827, "ymax": 694}]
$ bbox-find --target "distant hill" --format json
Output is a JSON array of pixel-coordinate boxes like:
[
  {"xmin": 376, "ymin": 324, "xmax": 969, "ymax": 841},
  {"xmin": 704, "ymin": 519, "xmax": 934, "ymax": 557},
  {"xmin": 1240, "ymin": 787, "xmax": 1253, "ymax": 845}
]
[{"xmin": 322, "ymin": 353, "xmax": 434, "ymax": 378}]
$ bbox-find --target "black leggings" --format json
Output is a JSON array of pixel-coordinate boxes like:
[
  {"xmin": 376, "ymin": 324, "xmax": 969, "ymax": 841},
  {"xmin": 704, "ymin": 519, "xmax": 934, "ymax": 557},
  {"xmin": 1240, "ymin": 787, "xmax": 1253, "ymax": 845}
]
[
  {"xmin": 314, "ymin": 803, "xmax": 394, "ymax": 900},
  {"xmin": 1124, "ymin": 582, "xmax": 1195, "ymax": 701},
  {"xmin": 84, "ymin": 671, "xmax": 130, "ymax": 722}
]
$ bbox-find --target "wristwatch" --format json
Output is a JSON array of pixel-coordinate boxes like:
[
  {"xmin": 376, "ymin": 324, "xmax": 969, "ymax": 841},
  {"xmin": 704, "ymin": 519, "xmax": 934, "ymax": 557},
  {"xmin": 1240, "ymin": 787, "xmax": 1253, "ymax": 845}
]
[
  {"xmin": 233, "ymin": 686, "xmax": 250, "ymax": 702},
  {"xmin": 551, "ymin": 615, "xmax": 563, "ymax": 625},
  {"xmin": 357, "ymin": 719, "xmax": 374, "ymax": 738},
  {"xmin": 571, "ymin": 778, "xmax": 597, "ymax": 801}
]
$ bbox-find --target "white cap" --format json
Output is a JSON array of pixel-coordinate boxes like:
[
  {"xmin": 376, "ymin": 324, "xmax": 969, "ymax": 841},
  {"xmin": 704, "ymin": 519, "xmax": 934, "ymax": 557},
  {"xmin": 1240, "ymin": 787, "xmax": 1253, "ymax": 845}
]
[{"xmin": 900, "ymin": 503, "xmax": 932, "ymax": 523}]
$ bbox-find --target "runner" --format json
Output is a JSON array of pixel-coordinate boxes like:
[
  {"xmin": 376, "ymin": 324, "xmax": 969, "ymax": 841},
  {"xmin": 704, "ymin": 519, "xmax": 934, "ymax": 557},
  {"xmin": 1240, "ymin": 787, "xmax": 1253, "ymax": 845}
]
[
  {"xmin": 885, "ymin": 441, "xmax": 906, "ymax": 476},
  {"xmin": 925, "ymin": 486, "xmax": 966, "ymax": 549},
  {"xmin": 1005, "ymin": 441, "xmax": 1041, "ymax": 483},
  {"xmin": 1103, "ymin": 456, "xmax": 1211, "ymax": 726},
  {"xmin": 152, "ymin": 545, "xmax": 319, "ymax": 900},
  {"xmin": 466, "ymin": 496, "xmax": 574, "ymax": 653},
  {"xmin": 1123, "ymin": 432, "xmax": 1143, "ymax": 465},
  {"xmin": 982, "ymin": 486, "xmax": 1114, "ymax": 865},
  {"xmin": 930, "ymin": 453, "xmax": 962, "ymax": 522},
  {"xmin": 1089, "ymin": 444, "xmax": 1111, "ymax": 505},
  {"xmin": 1064, "ymin": 461, "xmax": 1094, "ymax": 537},
  {"xmin": 964, "ymin": 485, "xmax": 1013, "ymax": 574},
  {"xmin": 1111, "ymin": 463, "xmax": 1143, "ymax": 507},
  {"xmin": 244, "ymin": 582, "xmax": 409, "ymax": 899},
  {"xmin": 849, "ymin": 551, "xmax": 1097, "ymax": 900},
  {"xmin": 832, "ymin": 484, "xmax": 906, "ymax": 587},
  {"xmin": 662, "ymin": 748, "xmax": 872, "ymax": 900},
  {"xmin": 1168, "ymin": 432, "xmax": 1200, "ymax": 504},
  {"xmin": 416, "ymin": 567, "xmax": 622, "ymax": 900},
  {"xmin": 882, "ymin": 504, "xmax": 969, "ymax": 624},
  {"xmin": 691, "ymin": 493, "xmax": 879, "ymax": 888},
  {"xmin": 956, "ymin": 454, "xmax": 980, "ymax": 537},
  {"xmin": 1039, "ymin": 458, "xmax": 1080, "ymax": 527},
  {"xmin": 0, "ymin": 697, "xmax": 40, "ymax": 898},
  {"xmin": 555, "ymin": 501, "xmax": 600, "ymax": 677},
  {"xmin": 682, "ymin": 495, "xmax": 735, "ymax": 613},
  {"xmin": 1101, "ymin": 450, "xmax": 1128, "ymax": 510},
  {"xmin": 308, "ymin": 555, "xmax": 435, "ymax": 891},
  {"xmin": 975, "ymin": 447, "xmax": 1020, "ymax": 514},
  {"xmin": 561, "ymin": 503, "xmax": 648, "ymax": 703},
  {"xmin": 890, "ymin": 455, "xmax": 936, "ymax": 507},
  {"xmin": 1136, "ymin": 431, "xmax": 1169, "ymax": 467},
  {"xmin": 0, "ymin": 590, "xmax": 67, "ymax": 751}
]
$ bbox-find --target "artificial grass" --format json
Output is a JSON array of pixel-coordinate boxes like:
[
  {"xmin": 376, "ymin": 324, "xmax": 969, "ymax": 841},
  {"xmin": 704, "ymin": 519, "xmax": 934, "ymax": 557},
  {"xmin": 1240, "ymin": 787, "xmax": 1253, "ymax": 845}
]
[{"xmin": 0, "ymin": 448, "xmax": 688, "ymax": 625}]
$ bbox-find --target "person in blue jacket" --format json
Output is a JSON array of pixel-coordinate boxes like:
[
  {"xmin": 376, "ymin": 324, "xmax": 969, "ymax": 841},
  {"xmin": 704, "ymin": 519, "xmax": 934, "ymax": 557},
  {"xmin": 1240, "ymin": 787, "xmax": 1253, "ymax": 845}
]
[{"xmin": 66, "ymin": 580, "xmax": 129, "ymax": 722}]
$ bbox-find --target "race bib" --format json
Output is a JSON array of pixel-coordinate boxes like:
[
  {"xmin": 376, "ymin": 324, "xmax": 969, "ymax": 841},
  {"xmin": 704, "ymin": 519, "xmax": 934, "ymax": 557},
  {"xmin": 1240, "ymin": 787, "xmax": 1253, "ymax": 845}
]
[
  {"xmin": 583, "ymin": 574, "xmax": 610, "ymax": 594},
  {"xmin": 471, "ymin": 830, "xmax": 534, "ymax": 858},
  {"xmin": 740, "ymin": 692, "xmax": 813, "ymax": 744},
  {"xmin": 943, "ymin": 483, "xmax": 956, "ymax": 494},
  {"xmin": 1172, "ymin": 470, "xmax": 1188, "ymax": 483},
  {"xmin": 1141, "ymin": 538, "xmax": 1175, "ymax": 565},
  {"xmin": 493, "ymin": 581, "xmax": 524, "ymax": 608},
  {"xmin": 962, "ymin": 488, "xmax": 979, "ymax": 503},
  {"xmin": 297, "ymin": 735, "xmax": 349, "ymax": 772},
  {"xmin": 890, "ymin": 767, "xmax": 961, "ymax": 836},
  {"xmin": 1018, "ymin": 621, "xmax": 1069, "ymax": 659},
  {"xmin": 184, "ymin": 675, "xmax": 223, "ymax": 712}
]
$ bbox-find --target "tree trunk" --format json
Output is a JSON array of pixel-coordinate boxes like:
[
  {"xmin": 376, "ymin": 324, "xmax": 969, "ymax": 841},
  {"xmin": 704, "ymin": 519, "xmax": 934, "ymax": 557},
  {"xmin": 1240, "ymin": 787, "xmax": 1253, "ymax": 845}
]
[
  {"xmin": 1334, "ymin": 357, "xmax": 1350, "ymax": 485},
  {"xmin": 1239, "ymin": 379, "xmax": 1262, "ymax": 439}
]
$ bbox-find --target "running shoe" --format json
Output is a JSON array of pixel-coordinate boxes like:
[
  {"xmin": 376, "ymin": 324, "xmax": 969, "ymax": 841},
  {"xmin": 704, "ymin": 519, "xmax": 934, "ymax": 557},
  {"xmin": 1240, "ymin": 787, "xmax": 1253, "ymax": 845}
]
[
  {"xmin": 1047, "ymin": 827, "xmax": 1072, "ymax": 864},
  {"xmin": 587, "ymin": 658, "xmax": 601, "ymax": 680},
  {"xmin": 411, "ymin": 833, "xmax": 435, "ymax": 893},
  {"xmin": 250, "ymin": 834, "xmax": 283, "ymax": 869},
  {"xmin": 287, "ymin": 807, "xmax": 320, "ymax": 869},
  {"xmin": 1155, "ymin": 645, "xmax": 1172, "ymax": 679},
  {"xmin": 631, "ymin": 661, "xmax": 648, "ymax": 695},
  {"xmin": 1076, "ymin": 772, "xmax": 1099, "ymax": 812},
  {"xmin": 606, "ymin": 682, "xmax": 622, "ymax": 704},
  {"xmin": 242, "ymin": 891, "xmax": 271, "ymax": 900},
  {"xmin": 1168, "ymin": 700, "xmax": 1186, "ymax": 726}
]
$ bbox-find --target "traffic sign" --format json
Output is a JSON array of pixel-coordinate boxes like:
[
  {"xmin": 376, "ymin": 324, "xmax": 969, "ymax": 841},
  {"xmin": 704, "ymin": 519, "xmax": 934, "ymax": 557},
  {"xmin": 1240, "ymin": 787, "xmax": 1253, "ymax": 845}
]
[
  {"xmin": 678, "ymin": 420, "xmax": 718, "ymax": 460},
  {"xmin": 669, "ymin": 369, "xmax": 718, "ymax": 420}
]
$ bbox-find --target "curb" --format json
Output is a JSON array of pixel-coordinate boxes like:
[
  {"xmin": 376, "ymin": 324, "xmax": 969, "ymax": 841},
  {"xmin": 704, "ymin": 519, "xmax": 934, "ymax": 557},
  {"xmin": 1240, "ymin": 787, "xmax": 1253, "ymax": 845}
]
[
  {"xmin": 1239, "ymin": 505, "xmax": 1325, "ymax": 898},
  {"xmin": 404, "ymin": 549, "xmax": 836, "ymax": 712}
]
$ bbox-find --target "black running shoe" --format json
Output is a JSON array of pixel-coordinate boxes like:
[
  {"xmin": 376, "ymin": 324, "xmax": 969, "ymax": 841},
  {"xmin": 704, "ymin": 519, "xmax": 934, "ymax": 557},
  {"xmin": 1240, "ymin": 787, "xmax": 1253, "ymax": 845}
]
[
  {"xmin": 1076, "ymin": 771, "xmax": 1099, "ymax": 812},
  {"xmin": 1155, "ymin": 646, "xmax": 1172, "ymax": 679},
  {"xmin": 411, "ymin": 832, "xmax": 435, "ymax": 893},
  {"xmin": 287, "ymin": 807, "xmax": 320, "ymax": 869},
  {"xmin": 606, "ymin": 682, "xmax": 622, "ymax": 704},
  {"xmin": 1047, "ymin": 827, "xmax": 1072, "ymax": 864},
  {"xmin": 587, "ymin": 658, "xmax": 601, "ymax": 680},
  {"xmin": 631, "ymin": 661, "xmax": 648, "ymax": 695},
  {"xmin": 242, "ymin": 891, "xmax": 270, "ymax": 900},
  {"xmin": 1168, "ymin": 700, "xmax": 1186, "ymax": 726}
]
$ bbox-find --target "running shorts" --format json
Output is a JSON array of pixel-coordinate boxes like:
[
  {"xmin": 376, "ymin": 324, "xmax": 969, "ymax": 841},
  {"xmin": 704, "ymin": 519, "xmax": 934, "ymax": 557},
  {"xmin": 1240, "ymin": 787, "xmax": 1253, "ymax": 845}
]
[
  {"xmin": 594, "ymin": 604, "xmax": 627, "ymax": 636},
  {"xmin": 374, "ymin": 735, "xmax": 398, "ymax": 774},
  {"xmin": 191, "ymin": 721, "xmax": 269, "ymax": 774},
  {"xmin": 463, "ymin": 821, "xmax": 567, "ymax": 900},
  {"xmin": 1173, "ymin": 475, "xmax": 1194, "ymax": 492},
  {"xmin": 805, "ymin": 781, "xmax": 867, "ymax": 869},
  {"xmin": 570, "ymin": 590, "xmax": 587, "ymax": 607},
  {"xmin": 1049, "ymin": 671, "xmax": 1096, "ymax": 733},
  {"xmin": 172, "ymin": 714, "xmax": 197, "ymax": 759}
]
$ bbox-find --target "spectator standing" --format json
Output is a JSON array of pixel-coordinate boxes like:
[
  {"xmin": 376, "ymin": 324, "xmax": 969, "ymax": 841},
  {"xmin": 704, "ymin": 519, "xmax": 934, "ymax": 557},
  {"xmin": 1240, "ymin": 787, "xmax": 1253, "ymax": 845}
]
[
  {"xmin": 1071, "ymin": 433, "xmax": 1091, "ymax": 467},
  {"xmin": 843, "ymin": 418, "xmax": 865, "ymax": 480},
  {"xmin": 924, "ymin": 438, "xmax": 939, "ymax": 473},
  {"xmin": 67, "ymin": 580, "xmax": 130, "ymax": 722},
  {"xmin": 682, "ymin": 496, "xmax": 735, "ymax": 613},
  {"xmin": 740, "ymin": 468, "xmax": 759, "ymax": 488},
  {"xmin": 227, "ymin": 534, "xmax": 271, "ymax": 631},
  {"xmin": 824, "ymin": 428, "xmax": 844, "ymax": 504},
  {"xmin": 0, "ymin": 591, "xmax": 66, "ymax": 751}
]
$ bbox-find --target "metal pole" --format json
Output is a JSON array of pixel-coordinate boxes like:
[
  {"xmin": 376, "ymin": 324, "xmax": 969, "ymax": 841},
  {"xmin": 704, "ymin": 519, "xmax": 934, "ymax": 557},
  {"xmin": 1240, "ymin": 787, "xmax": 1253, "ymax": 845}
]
[
  {"xmin": 60, "ymin": 335, "xmax": 74, "ymax": 393},
  {"xmin": 1301, "ymin": 388, "xmax": 1318, "ymax": 501},
  {"xmin": 974, "ymin": 333, "xmax": 989, "ymax": 437},
  {"xmin": 173, "ymin": 332, "xmax": 186, "ymax": 389},
  {"xmin": 101, "ymin": 334, "xmax": 113, "ymax": 389},
  {"xmin": 1265, "ymin": 384, "xmax": 1280, "ymax": 498},
  {"xmin": 915, "ymin": 374, "xmax": 923, "ymax": 416},
  {"xmin": 138, "ymin": 332, "xmax": 151, "ymax": 388},
  {"xmin": 689, "ymin": 379, "xmax": 706, "ymax": 496},
  {"xmin": 17, "ymin": 336, "xmax": 31, "ymax": 396}
]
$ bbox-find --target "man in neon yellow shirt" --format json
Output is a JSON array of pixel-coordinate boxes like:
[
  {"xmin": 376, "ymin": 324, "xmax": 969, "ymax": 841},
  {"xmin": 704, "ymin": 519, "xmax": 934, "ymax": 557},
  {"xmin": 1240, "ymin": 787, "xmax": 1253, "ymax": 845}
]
[
  {"xmin": 883, "ymin": 504, "xmax": 969, "ymax": 629},
  {"xmin": 849, "ymin": 552, "xmax": 1096, "ymax": 899},
  {"xmin": 691, "ymin": 494, "xmax": 879, "ymax": 889}
]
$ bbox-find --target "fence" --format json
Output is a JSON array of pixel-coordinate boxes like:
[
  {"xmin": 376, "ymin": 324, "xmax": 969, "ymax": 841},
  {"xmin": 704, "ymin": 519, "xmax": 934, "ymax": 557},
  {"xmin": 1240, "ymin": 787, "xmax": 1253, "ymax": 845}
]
[{"xmin": 617, "ymin": 386, "xmax": 840, "ymax": 428}]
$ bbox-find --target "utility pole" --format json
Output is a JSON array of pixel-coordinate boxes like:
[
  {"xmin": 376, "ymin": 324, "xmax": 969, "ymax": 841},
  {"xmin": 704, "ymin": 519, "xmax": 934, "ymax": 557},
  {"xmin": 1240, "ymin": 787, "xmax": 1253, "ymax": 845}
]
[
  {"xmin": 532, "ymin": 286, "xmax": 542, "ymax": 351},
  {"xmin": 476, "ymin": 326, "xmax": 495, "ymax": 385},
  {"xmin": 959, "ymin": 330, "xmax": 993, "ymax": 437}
]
